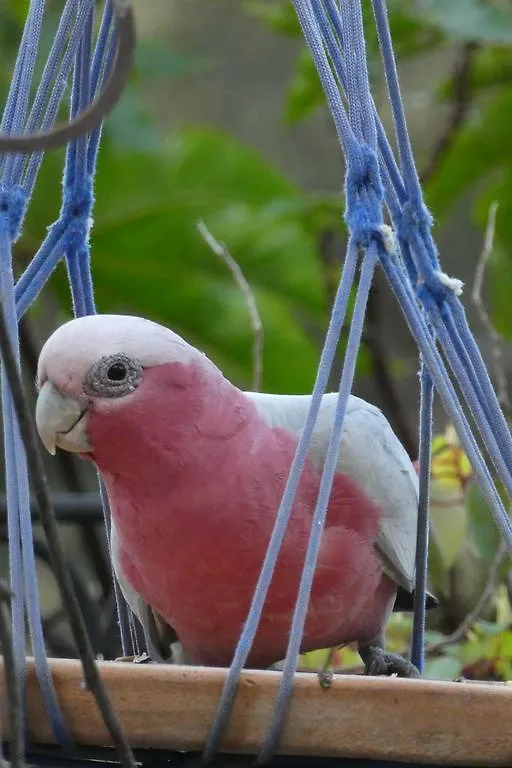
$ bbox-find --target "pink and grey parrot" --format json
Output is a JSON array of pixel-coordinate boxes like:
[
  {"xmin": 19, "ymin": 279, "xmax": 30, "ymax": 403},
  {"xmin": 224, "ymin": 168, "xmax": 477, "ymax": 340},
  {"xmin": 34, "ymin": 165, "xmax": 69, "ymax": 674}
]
[{"xmin": 35, "ymin": 313, "xmax": 431, "ymax": 676}]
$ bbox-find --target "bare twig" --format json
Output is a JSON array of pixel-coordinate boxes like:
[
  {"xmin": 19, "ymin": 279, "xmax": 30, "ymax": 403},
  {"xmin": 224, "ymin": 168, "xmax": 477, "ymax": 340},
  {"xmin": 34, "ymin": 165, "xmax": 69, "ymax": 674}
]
[
  {"xmin": 472, "ymin": 201, "xmax": 511, "ymax": 418},
  {"xmin": 0, "ymin": 582, "xmax": 24, "ymax": 768},
  {"xmin": 197, "ymin": 220, "xmax": 264, "ymax": 392},
  {"xmin": 0, "ymin": 301, "xmax": 136, "ymax": 768},
  {"xmin": 421, "ymin": 42, "xmax": 478, "ymax": 184},
  {"xmin": 427, "ymin": 540, "xmax": 507, "ymax": 655}
]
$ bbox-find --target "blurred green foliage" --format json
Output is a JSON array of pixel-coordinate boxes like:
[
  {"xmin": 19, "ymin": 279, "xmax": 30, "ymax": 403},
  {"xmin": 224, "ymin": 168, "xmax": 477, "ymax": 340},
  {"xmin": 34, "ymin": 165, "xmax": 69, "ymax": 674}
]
[{"xmin": 4, "ymin": 0, "xmax": 512, "ymax": 678}]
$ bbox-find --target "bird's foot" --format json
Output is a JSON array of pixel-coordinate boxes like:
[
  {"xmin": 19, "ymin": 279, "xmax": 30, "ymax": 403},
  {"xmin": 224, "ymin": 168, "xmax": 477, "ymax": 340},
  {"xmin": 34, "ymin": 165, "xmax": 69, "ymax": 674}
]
[
  {"xmin": 114, "ymin": 652, "xmax": 152, "ymax": 664},
  {"xmin": 316, "ymin": 645, "xmax": 340, "ymax": 688},
  {"xmin": 361, "ymin": 646, "xmax": 420, "ymax": 678},
  {"xmin": 317, "ymin": 669, "xmax": 334, "ymax": 689}
]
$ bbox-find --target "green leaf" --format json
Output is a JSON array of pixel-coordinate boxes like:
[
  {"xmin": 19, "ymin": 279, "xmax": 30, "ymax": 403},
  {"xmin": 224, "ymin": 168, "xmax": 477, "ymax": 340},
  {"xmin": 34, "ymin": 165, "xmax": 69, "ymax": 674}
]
[
  {"xmin": 475, "ymin": 619, "xmax": 512, "ymax": 637},
  {"xmin": 4, "ymin": 0, "xmax": 28, "ymax": 25},
  {"xmin": 379, "ymin": 4, "xmax": 444, "ymax": 59},
  {"xmin": 466, "ymin": 480, "xmax": 504, "ymax": 566},
  {"xmin": 134, "ymin": 42, "xmax": 205, "ymax": 78},
  {"xmin": 441, "ymin": 47, "xmax": 512, "ymax": 97},
  {"xmin": 243, "ymin": 0, "xmax": 301, "ymax": 37},
  {"xmin": 489, "ymin": 237, "xmax": 512, "ymax": 339},
  {"xmin": 429, "ymin": 478, "xmax": 468, "ymax": 569},
  {"xmin": 419, "ymin": 0, "xmax": 512, "ymax": 44},
  {"xmin": 104, "ymin": 85, "xmax": 162, "ymax": 152},
  {"xmin": 426, "ymin": 89, "xmax": 512, "ymax": 215},
  {"xmin": 21, "ymin": 128, "xmax": 330, "ymax": 394},
  {"xmin": 424, "ymin": 656, "xmax": 463, "ymax": 680},
  {"xmin": 428, "ymin": 529, "xmax": 450, "ymax": 598}
]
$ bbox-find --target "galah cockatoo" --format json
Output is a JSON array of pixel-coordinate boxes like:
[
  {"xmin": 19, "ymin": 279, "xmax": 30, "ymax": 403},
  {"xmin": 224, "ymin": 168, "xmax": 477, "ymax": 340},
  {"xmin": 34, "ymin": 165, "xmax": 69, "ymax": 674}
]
[{"xmin": 35, "ymin": 314, "xmax": 431, "ymax": 677}]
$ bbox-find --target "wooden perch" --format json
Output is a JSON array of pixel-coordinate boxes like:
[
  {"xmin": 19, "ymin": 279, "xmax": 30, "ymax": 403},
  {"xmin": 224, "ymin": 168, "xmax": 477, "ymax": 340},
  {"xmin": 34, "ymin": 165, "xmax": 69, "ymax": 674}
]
[{"xmin": 1, "ymin": 659, "xmax": 512, "ymax": 765}]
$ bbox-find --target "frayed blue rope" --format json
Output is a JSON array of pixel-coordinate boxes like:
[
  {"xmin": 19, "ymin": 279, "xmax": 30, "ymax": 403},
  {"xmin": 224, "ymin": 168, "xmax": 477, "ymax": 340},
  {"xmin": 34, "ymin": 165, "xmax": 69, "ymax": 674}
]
[
  {"xmin": 208, "ymin": 3, "xmax": 512, "ymax": 763},
  {"xmin": 0, "ymin": 1, "xmax": 80, "ymax": 747},
  {"xmin": 380, "ymin": 252, "xmax": 512, "ymax": 549},
  {"xmin": 0, "ymin": 218, "xmax": 71, "ymax": 746},
  {"xmin": 2, "ymin": 0, "xmax": 133, "ymax": 752}
]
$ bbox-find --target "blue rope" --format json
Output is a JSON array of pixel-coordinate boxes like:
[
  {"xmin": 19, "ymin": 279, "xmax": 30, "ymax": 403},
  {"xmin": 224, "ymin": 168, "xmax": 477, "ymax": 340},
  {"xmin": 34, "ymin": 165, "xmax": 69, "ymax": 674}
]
[
  {"xmin": 22, "ymin": 1, "xmax": 94, "ymax": 196},
  {"xmin": 3, "ymin": 0, "xmax": 46, "ymax": 185},
  {"xmin": 99, "ymin": 477, "xmax": 138, "ymax": 657},
  {"xmin": 11, "ymin": 0, "xmax": 138, "ymax": 658},
  {"xmin": 205, "ymin": 1, "xmax": 512, "ymax": 762},
  {"xmin": 58, "ymin": 0, "xmax": 137, "ymax": 656},
  {"xmin": 202, "ymin": 214, "xmax": 361, "ymax": 764},
  {"xmin": 411, "ymin": 364, "xmax": 433, "ymax": 672},
  {"xmin": 379, "ymin": 254, "xmax": 512, "ymax": 547},
  {"xmin": 431, "ymin": 314, "xmax": 512, "ymax": 491},
  {"xmin": 1, "ymin": 0, "xmax": 135, "ymax": 752},
  {"xmin": 0, "ymin": 0, "xmax": 43, "ymax": 141},
  {"xmin": 371, "ymin": 1, "xmax": 424, "ymax": 207},
  {"xmin": 370, "ymin": 0, "xmax": 512, "ymax": 527},
  {"xmin": 258, "ymin": 239, "xmax": 379, "ymax": 763},
  {"xmin": 257, "ymin": 2, "xmax": 393, "ymax": 754},
  {"xmin": 87, "ymin": 2, "xmax": 115, "ymax": 171},
  {"xmin": 0, "ymin": 0, "xmax": 87, "ymax": 747}
]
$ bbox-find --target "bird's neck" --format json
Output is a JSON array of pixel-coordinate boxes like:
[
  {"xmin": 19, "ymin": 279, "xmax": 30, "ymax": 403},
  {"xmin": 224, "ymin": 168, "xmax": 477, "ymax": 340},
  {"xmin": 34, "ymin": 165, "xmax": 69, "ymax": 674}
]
[{"xmin": 89, "ymin": 360, "xmax": 260, "ymax": 503}]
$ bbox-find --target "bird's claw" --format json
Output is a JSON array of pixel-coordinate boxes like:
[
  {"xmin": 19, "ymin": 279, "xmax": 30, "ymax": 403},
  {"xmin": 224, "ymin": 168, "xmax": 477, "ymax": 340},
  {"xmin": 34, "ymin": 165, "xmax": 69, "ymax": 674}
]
[
  {"xmin": 363, "ymin": 647, "xmax": 420, "ymax": 678},
  {"xmin": 114, "ymin": 652, "xmax": 152, "ymax": 664},
  {"xmin": 317, "ymin": 669, "xmax": 334, "ymax": 688}
]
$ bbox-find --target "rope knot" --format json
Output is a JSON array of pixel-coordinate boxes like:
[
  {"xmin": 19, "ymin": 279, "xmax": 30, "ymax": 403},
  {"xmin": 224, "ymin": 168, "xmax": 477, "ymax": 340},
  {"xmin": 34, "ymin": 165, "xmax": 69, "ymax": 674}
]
[
  {"xmin": 344, "ymin": 145, "xmax": 384, "ymax": 248},
  {"xmin": 397, "ymin": 197, "xmax": 433, "ymax": 242},
  {"xmin": 417, "ymin": 270, "xmax": 463, "ymax": 310},
  {"xmin": 60, "ymin": 180, "xmax": 93, "ymax": 222},
  {"xmin": 0, "ymin": 186, "xmax": 27, "ymax": 241},
  {"xmin": 59, "ymin": 181, "xmax": 94, "ymax": 248}
]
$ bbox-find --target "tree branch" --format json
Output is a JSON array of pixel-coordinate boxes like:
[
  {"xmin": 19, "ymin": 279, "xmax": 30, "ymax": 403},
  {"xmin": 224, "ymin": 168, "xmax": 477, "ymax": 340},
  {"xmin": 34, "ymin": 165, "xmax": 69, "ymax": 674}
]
[
  {"xmin": 421, "ymin": 41, "xmax": 478, "ymax": 184},
  {"xmin": 197, "ymin": 220, "xmax": 263, "ymax": 392},
  {"xmin": 427, "ymin": 540, "xmax": 506, "ymax": 655}
]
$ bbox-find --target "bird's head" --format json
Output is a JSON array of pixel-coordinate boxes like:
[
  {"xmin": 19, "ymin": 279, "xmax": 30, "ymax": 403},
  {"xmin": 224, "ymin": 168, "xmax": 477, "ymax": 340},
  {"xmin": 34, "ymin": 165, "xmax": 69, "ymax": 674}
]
[{"xmin": 35, "ymin": 314, "xmax": 220, "ymax": 458}]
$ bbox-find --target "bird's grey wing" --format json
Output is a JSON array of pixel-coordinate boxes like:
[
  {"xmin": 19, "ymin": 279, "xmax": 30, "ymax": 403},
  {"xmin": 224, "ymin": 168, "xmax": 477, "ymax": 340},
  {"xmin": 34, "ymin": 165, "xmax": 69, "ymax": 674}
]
[
  {"xmin": 333, "ymin": 396, "xmax": 418, "ymax": 591},
  {"xmin": 246, "ymin": 391, "xmax": 418, "ymax": 591}
]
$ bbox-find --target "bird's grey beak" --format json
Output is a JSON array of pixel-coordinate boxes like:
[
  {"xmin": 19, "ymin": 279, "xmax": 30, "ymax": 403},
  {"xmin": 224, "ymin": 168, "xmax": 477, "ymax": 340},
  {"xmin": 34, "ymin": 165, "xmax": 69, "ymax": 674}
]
[{"xmin": 35, "ymin": 380, "xmax": 91, "ymax": 455}]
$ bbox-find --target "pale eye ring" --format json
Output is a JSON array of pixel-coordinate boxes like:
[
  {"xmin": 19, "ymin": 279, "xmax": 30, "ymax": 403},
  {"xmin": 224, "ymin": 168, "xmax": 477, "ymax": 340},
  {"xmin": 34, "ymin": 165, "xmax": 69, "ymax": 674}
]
[{"xmin": 84, "ymin": 354, "xmax": 142, "ymax": 398}]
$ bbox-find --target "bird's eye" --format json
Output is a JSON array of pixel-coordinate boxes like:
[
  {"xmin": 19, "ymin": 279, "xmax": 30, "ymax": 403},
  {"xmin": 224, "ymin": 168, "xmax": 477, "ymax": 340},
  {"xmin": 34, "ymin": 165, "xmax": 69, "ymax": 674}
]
[
  {"xmin": 107, "ymin": 362, "xmax": 127, "ymax": 381},
  {"xmin": 84, "ymin": 354, "xmax": 142, "ymax": 398}
]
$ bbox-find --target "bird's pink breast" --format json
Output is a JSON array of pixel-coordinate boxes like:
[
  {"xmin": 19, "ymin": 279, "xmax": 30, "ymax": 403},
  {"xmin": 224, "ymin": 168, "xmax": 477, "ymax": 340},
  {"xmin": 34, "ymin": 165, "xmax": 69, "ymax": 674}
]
[{"xmin": 88, "ymin": 362, "xmax": 393, "ymax": 667}]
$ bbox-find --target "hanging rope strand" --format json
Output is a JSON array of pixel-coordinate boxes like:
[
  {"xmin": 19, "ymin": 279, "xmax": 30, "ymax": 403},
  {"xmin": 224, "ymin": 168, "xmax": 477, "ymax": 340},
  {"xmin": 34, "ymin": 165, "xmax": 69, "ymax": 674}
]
[
  {"xmin": 411, "ymin": 364, "xmax": 434, "ymax": 672},
  {"xmin": 0, "ymin": 298, "xmax": 137, "ymax": 768},
  {"xmin": 0, "ymin": 0, "xmax": 135, "ymax": 755},
  {"xmin": 0, "ymin": 1, "xmax": 75, "ymax": 747},
  {"xmin": 258, "ymin": 240, "xmax": 380, "ymax": 763},
  {"xmin": 202, "ymin": 220, "xmax": 361, "ymax": 764}
]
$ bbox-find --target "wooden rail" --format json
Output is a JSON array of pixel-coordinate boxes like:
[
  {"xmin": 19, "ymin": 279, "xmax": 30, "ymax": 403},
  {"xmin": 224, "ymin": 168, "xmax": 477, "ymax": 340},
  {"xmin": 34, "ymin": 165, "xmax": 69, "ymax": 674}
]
[{"xmin": 1, "ymin": 659, "xmax": 512, "ymax": 765}]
